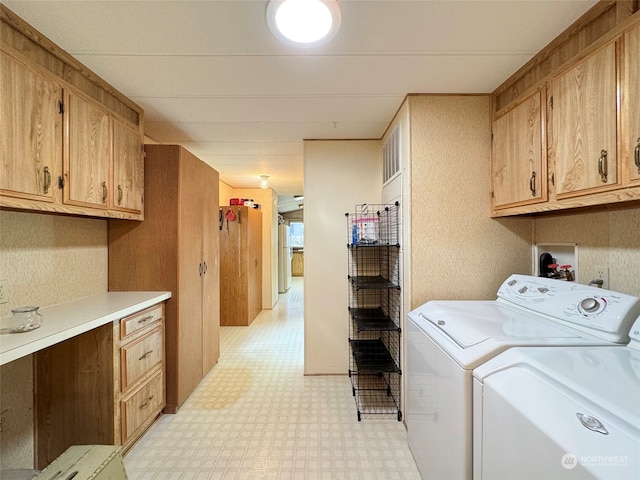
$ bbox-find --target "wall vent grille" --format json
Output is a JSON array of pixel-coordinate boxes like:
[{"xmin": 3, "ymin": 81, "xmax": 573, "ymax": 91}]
[{"xmin": 383, "ymin": 126, "xmax": 400, "ymax": 185}]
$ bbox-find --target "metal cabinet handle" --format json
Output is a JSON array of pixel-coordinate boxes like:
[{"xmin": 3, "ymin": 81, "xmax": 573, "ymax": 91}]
[
  {"xmin": 117, "ymin": 185, "xmax": 123, "ymax": 205},
  {"xmin": 43, "ymin": 166, "xmax": 51, "ymax": 194},
  {"xmin": 139, "ymin": 396, "xmax": 154, "ymax": 409},
  {"xmin": 138, "ymin": 350, "xmax": 153, "ymax": 361},
  {"xmin": 598, "ymin": 150, "xmax": 608, "ymax": 183},
  {"xmin": 203, "ymin": 261, "xmax": 207, "ymax": 275},
  {"xmin": 199, "ymin": 262, "xmax": 203, "ymax": 276},
  {"xmin": 102, "ymin": 181, "xmax": 108, "ymax": 203},
  {"xmin": 635, "ymin": 137, "xmax": 640, "ymax": 173},
  {"xmin": 529, "ymin": 171, "xmax": 536, "ymax": 197},
  {"xmin": 137, "ymin": 315, "xmax": 153, "ymax": 325}
]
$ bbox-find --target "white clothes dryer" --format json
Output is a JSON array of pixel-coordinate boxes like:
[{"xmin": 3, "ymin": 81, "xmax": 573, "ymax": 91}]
[
  {"xmin": 472, "ymin": 318, "xmax": 640, "ymax": 480},
  {"xmin": 406, "ymin": 274, "xmax": 640, "ymax": 480}
]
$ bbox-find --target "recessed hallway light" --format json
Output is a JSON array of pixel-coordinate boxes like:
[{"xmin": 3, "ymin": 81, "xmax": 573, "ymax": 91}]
[{"xmin": 266, "ymin": 0, "xmax": 342, "ymax": 47}]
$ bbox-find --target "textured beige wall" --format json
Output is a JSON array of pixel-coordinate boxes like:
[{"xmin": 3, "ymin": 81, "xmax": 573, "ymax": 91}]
[
  {"xmin": 0, "ymin": 212, "xmax": 108, "ymax": 317},
  {"xmin": 303, "ymin": 140, "xmax": 382, "ymax": 375},
  {"xmin": 0, "ymin": 210, "xmax": 108, "ymax": 469},
  {"xmin": 407, "ymin": 95, "xmax": 533, "ymax": 307},
  {"xmin": 218, "ymin": 180, "xmax": 234, "ymax": 206},
  {"xmin": 534, "ymin": 208, "xmax": 640, "ymax": 296}
]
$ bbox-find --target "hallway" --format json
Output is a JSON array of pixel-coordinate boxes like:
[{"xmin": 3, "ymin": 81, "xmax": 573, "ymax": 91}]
[{"xmin": 124, "ymin": 278, "xmax": 421, "ymax": 479}]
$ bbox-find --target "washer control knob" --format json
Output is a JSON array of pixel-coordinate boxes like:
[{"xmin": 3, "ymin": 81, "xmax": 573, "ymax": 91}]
[{"xmin": 580, "ymin": 298, "xmax": 600, "ymax": 313}]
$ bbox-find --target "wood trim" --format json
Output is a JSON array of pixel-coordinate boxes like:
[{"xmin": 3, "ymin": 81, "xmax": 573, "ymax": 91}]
[
  {"xmin": 493, "ymin": 1, "xmax": 639, "ymax": 112},
  {"xmin": 492, "ymin": 184, "xmax": 640, "ymax": 217},
  {"xmin": 0, "ymin": 4, "xmax": 143, "ymax": 126}
]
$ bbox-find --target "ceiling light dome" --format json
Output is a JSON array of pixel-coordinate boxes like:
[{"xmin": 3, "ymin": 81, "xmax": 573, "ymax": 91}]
[{"xmin": 267, "ymin": 0, "xmax": 341, "ymax": 47}]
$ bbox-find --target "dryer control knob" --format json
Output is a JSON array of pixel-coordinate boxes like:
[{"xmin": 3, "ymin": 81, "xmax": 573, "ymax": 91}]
[{"xmin": 580, "ymin": 298, "xmax": 600, "ymax": 313}]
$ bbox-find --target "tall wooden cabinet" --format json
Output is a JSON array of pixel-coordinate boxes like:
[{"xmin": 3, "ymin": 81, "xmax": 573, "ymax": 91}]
[
  {"xmin": 109, "ymin": 144, "xmax": 220, "ymax": 413},
  {"xmin": 220, "ymin": 206, "xmax": 262, "ymax": 326}
]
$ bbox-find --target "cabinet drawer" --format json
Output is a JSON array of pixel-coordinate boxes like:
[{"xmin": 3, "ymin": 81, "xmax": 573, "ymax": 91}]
[
  {"xmin": 121, "ymin": 328, "xmax": 163, "ymax": 390},
  {"xmin": 120, "ymin": 369, "xmax": 164, "ymax": 443},
  {"xmin": 120, "ymin": 304, "xmax": 163, "ymax": 340}
]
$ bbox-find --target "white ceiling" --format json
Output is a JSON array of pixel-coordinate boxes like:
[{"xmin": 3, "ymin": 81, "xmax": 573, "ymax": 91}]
[{"xmin": 4, "ymin": 0, "xmax": 597, "ymax": 195}]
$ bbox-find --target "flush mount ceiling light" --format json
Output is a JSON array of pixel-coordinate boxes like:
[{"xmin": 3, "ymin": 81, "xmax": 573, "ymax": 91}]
[
  {"xmin": 266, "ymin": 0, "xmax": 342, "ymax": 47},
  {"xmin": 259, "ymin": 175, "xmax": 270, "ymax": 189}
]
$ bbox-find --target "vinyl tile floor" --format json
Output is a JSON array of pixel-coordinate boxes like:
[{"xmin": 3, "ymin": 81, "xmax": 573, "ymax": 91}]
[{"xmin": 124, "ymin": 277, "xmax": 422, "ymax": 480}]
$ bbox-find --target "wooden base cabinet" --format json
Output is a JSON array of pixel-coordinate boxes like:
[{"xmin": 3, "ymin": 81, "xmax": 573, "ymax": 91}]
[
  {"xmin": 109, "ymin": 144, "xmax": 220, "ymax": 413},
  {"xmin": 34, "ymin": 303, "xmax": 165, "ymax": 469}
]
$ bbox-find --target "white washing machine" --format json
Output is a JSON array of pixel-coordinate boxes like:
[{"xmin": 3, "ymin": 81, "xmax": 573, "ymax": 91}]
[
  {"xmin": 406, "ymin": 274, "xmax": 640, "ymax": 480},
  {"xmin": 472, "ymin": 318, "xmax": 640, "ymax": 480}
]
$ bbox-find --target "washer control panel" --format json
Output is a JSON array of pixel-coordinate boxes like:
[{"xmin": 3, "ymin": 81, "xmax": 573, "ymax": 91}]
[{"xmin": 497, "ymin": 275, "xmax": 640, "ymax": 341}]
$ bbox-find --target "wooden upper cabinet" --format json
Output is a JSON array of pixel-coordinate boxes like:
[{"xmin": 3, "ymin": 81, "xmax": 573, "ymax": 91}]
[
  {"xmin": 0, "ymin": 51, "xmax": 62, "ymax": 202},
  {"xmin": 624, "ymin": 23, "xmax": 640, "ymax": 184},
  {"xmin": 64, "ymin": 89, "xmax": 111, "ymax": 210},
  {"xmin": 1, "ymin": 5, "xmax": 144, "ymax": 219},
  {"xmin": 492, "ymin": 89, "xmax": 546, "ymax": 209},
  {"xmin": 551, "ymin": 42, "xmax": 618, "ymax": 198},
  {"xmin": 112, "ymin": 117, "xmax": 144, "ymax": 214}
]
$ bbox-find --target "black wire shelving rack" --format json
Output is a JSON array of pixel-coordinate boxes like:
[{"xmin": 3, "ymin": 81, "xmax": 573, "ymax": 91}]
[{"xmin": 346, "ymin": 201, "xmax": 402, "ymax": 421}]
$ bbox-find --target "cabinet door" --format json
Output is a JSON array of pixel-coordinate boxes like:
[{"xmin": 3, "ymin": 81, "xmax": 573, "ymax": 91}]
[
  {"xmin": 201, "ymin": 162, "xmax": 220, "ymax": 374},
  {"xmin": 247, "ymin": 208, "xmax": 263, "ymax": 324},
  {"xmin": 624, "ymin": 24, "xmax": 640, "ymax": 184},
  {"xmin": 492, "ymin": 89, "xmax": 545, "ymax": 208},
  {"xmin": 112, "ymin": 117, "xmax": 144, "ymax": 214},
  {"xmin": 177, "ymin": 150, "xmax": 204, "ymax": 405},
  {"xmin": 551, "ymin": 43, "xmax": 618, "ymax": 197},
  {"xmin": 0, "ymin": 52, "xmax": 62, "ymax": 202},
  {"xmin": 64, "ymin": 90, "xmax": 111, "ymax": 209}
]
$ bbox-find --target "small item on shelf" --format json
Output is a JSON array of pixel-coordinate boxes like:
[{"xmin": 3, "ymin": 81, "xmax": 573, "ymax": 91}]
[{"xmin": 4, "ymin": 306, "xmax": 42, "ymax": 333}]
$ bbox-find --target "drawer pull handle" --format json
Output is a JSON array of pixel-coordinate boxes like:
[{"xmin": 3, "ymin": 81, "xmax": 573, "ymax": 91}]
[
  {"xmin": 117, "ymin": 184, "xmax": 123, "ymax": 205},
  {"xmin": 139, "ymin": 395, "xmax": 154, "ymax": 409},
  {"xmin": 139, "ymin": 350, "xmax": 153, "ymax": 361},
  {"xmin": 137, "ymin": 315, "xmax": 153, "ymax": 324},
  {"xmin": 102, "ymin": 181, "xmax": 108, "ymax": 203},
  {"xmin": 635, "ymin": 137, "xmax": 640, "ymax": 173}
]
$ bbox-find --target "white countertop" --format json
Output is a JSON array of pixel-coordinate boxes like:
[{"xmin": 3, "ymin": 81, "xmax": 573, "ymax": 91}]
[{"xmin": 0, "ymin": 291, "xmax": 171, "ymax": 366}]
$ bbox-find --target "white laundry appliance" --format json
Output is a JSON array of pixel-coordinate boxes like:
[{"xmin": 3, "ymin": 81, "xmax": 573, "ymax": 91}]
[
  {"xmin": 473, "ymin": 317, "xmax": 640, "ymax": 480},
  {"xmin": 406, "ymin": 274, "xmax": 640, "ymax": 480},
  {"xmin": 278, "ymin": 223, "xmax": 292, "ymax": 293}
]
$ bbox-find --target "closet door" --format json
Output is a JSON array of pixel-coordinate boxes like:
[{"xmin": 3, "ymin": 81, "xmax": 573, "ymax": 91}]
[
  {"xmin": 177, "ymin": 150, "xmax": 204, "ymax": 405},
  {"xmin": 201, "ymin": 161, "xmax": 220, "ymax": 374}
]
